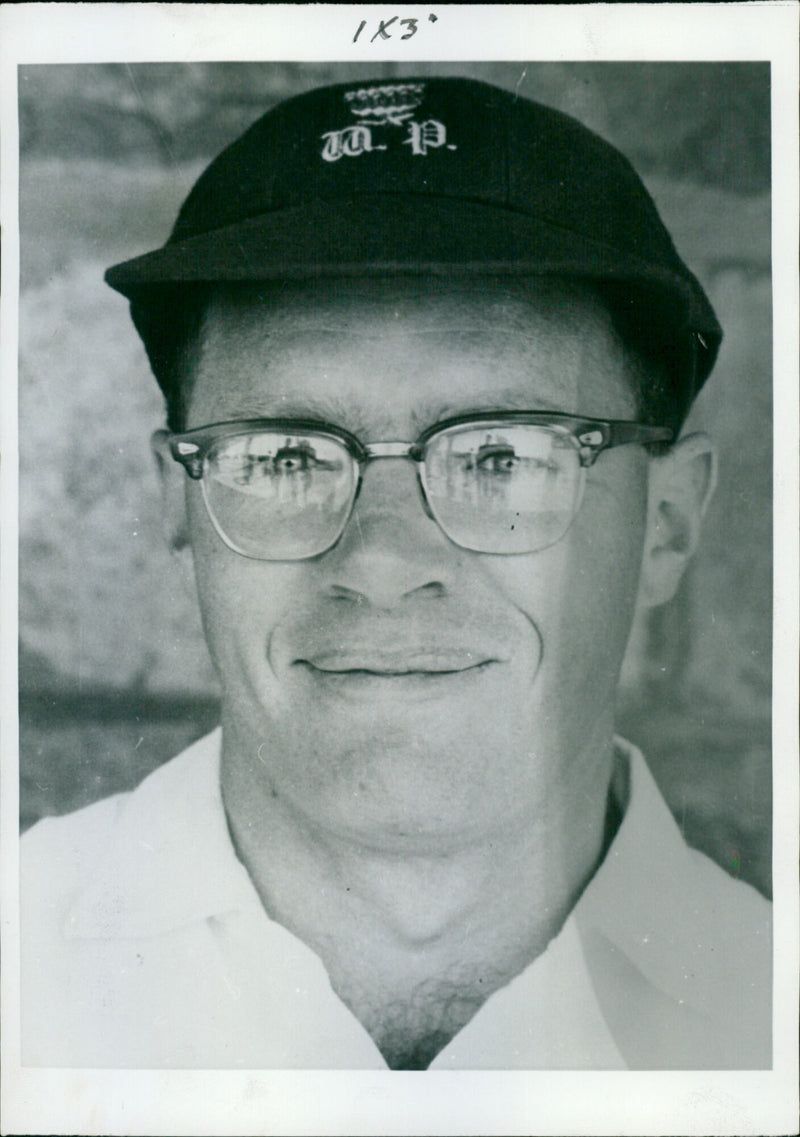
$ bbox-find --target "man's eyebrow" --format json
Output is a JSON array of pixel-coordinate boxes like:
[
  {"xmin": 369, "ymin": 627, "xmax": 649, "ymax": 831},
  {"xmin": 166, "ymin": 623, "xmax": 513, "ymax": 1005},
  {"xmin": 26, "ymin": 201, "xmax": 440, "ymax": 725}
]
[
  {"xmin": 422, "ymin": 391, "xmax": 568, "ymax": 421},
  {"xmin": 208, "ymin": 393, "xmax": 355, "ymax": 423},
  {"xmin": 206, "ymin": 390, "xmax": 569, "ymax": 433}
]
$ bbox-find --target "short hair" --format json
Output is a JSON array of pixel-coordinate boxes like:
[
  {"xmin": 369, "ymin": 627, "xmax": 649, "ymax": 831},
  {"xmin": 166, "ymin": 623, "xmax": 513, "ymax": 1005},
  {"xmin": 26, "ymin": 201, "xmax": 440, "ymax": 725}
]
[
  {"xmin": 130, "ymin": 279, "xmax": 692, "ymax": 443},
  {"xmin": 131, "ymin": 284, "xmax": 209, "ymax": 434}
]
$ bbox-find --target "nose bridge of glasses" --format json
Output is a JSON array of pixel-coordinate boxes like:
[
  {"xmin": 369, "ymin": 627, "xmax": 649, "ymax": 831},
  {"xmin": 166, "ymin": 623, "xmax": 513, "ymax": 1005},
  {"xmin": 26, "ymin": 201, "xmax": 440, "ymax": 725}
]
[
  {"xmin": 327, "ymin": 445, "xmax": 452, "ymax": 585},
  {"xmin": 362, "ymin": 441, "xmax": 421, "ymax": 462},
  {"xmin": 348, "ymin": 440, "xmax": 435, "ymax": 532}
]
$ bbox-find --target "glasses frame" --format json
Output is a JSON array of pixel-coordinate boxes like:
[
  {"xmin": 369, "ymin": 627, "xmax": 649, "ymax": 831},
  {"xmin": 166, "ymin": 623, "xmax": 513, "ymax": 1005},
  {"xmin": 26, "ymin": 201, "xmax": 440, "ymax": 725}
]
[{"xmin": 168, "ymin": 412, "xmax": 673, "ymax": 560}]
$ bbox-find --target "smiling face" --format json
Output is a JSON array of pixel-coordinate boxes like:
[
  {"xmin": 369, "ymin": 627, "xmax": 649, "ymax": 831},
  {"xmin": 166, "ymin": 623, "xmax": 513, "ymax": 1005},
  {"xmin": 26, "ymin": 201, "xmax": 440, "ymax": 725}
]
[{"xmin": 177, "ymin": 276, "xmax": 651, "ymax": 854}]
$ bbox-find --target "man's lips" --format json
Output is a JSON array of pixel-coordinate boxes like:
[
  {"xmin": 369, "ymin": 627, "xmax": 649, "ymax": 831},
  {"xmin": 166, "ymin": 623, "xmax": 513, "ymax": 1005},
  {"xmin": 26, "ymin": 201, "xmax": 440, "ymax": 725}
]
[{"xmin": 295, "ymin": 648, "xmax": 500, "ymax": 676}]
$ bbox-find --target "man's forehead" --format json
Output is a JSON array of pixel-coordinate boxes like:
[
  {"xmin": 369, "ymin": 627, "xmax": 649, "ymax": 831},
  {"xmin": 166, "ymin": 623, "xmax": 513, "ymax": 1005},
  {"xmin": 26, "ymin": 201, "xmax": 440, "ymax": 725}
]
[{"xmin": 188, "ymin": 275, "xmax": 636, "ymax": 428}]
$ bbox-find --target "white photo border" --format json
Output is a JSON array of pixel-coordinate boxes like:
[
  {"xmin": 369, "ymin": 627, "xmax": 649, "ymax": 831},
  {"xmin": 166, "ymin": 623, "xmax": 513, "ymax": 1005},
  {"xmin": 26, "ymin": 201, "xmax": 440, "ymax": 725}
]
[{"xmin": 1, "ymin": 5, "xmax": 797, "ymax": 1135}]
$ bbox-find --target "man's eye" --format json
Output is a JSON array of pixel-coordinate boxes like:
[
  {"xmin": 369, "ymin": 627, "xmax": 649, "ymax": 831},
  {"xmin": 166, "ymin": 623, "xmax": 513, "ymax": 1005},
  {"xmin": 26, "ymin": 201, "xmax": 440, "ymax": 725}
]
[
  {"xmin": 475, "ymin": 445, "xmax": 519, "ymax": 474},
  {"xmin": 274, "ymin": 444, "xmax": 316, "ymax": 472}
]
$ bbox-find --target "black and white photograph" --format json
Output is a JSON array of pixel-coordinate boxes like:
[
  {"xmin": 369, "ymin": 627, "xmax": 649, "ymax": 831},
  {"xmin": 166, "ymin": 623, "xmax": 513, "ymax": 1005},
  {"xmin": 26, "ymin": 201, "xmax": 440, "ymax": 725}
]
[{"xmin": 1, "ymin": 4, "xmax": 797, "ymax": 1135}]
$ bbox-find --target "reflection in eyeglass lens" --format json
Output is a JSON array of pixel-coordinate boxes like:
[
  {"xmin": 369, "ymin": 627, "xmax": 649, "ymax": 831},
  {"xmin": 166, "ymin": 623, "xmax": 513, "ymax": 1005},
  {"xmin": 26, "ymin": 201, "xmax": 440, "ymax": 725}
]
[
  {"xmin": 211, "ymin": 433, "xmax": 351, "ymax": 512},
  {"xmin": 427, "ymin": 426, "xmax": 576, "ymax": 510},
  {"xmin": 424, "ymin": 426, "xmax": 581, "ymax": 554}
]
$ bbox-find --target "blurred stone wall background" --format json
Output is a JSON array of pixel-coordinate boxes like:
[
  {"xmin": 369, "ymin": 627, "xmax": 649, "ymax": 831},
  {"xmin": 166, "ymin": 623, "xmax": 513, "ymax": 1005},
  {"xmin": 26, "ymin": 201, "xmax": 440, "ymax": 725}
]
[{"xmin": 18, "ymin": 62, "xmax": 772, "ymax": 895}]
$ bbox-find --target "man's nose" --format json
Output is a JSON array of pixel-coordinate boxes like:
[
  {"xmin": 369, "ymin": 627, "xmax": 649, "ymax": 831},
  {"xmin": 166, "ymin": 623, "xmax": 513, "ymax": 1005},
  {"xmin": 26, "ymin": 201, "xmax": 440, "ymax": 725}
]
[{"xmin": 319, "ymin": 457, "xmax": 458, "ymax": 608}]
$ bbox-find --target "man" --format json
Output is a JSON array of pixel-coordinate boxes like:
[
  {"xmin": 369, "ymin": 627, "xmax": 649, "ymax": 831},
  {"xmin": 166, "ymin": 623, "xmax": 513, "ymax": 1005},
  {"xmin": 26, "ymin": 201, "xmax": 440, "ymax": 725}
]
[{"xmin": 21, "ymin": 76, "xmax": 771, "ymax": 1070}]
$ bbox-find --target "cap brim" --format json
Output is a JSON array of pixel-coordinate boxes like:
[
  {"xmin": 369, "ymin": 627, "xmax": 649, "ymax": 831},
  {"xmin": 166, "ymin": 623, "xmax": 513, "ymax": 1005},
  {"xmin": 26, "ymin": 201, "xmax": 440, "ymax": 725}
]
[{"xmin": 109, "ymin": 198, "xmax": 708, "ymax": 308}]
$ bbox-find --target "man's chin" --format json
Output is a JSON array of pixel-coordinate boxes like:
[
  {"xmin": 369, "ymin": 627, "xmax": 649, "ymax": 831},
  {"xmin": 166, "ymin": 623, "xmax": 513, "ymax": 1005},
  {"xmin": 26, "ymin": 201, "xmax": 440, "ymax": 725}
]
[
  {"xmin": 283, "ymin": 781, "xmax": 508, "ymax": 856},
  {"xmin": 267, "ymin": 721, "xmax": 530, "ymax": 849},
  {"xmin": 225, "ymin": 662, "xmax": 540, "ymax": 845}
]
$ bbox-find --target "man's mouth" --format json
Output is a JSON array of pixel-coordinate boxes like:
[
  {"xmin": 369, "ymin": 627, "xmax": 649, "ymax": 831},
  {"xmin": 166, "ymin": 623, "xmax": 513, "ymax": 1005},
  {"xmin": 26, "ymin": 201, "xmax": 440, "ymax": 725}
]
[{"xmin": 294, "ymin": 649, "xmax": 500, "ymax": 684}]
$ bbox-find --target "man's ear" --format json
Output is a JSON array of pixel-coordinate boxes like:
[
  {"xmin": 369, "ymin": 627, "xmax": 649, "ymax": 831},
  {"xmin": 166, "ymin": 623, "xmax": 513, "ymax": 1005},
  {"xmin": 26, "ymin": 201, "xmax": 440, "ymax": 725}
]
[
  {"xmin": 637, "ymin": 432, "xmax": 717, "ymax": 610},
  {"xmin": 151, "ymin": 429, "xmax": 194, "ymax": 578}
]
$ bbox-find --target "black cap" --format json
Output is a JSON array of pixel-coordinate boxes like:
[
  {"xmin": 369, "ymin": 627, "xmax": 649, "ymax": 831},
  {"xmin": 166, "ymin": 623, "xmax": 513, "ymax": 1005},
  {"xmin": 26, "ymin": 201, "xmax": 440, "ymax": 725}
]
[{"xmin": 106, "ymin": 76, "xmax": 721, "ymax": 399}]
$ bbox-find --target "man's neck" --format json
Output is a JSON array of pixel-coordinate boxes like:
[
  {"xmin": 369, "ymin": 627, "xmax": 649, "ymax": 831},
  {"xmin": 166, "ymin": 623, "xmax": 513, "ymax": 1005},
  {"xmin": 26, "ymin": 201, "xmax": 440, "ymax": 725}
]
[{"xmin": 219, "ymin": 727, "xmax": 619, "ymax": 1067}]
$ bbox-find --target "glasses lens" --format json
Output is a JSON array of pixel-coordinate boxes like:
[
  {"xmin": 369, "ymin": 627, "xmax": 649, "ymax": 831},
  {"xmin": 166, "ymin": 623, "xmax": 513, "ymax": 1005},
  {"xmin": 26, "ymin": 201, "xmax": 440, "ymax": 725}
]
[
  {"xmin": 422, "ymin": 423, "xmax": 584, "ymax": 553},
  {"xmin": 202, "ymin": 430, "xmax": 357, "ymax": 560}
]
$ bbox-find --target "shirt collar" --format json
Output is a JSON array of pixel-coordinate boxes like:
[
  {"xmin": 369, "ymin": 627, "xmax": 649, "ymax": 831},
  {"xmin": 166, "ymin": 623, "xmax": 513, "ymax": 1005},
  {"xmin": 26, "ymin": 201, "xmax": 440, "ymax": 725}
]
[
  {"xmin": 575, "ymin": 735, "xmax": 725, "ymax": 1021},
  {"xmin": 66, "ymin": 728, "xmax": 258, "ymax": 939}
]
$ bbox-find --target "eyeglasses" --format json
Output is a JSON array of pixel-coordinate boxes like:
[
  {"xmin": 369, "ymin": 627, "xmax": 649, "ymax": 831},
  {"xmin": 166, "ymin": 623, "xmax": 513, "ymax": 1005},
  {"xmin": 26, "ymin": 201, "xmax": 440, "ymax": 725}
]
[{"xmin": 168, "ymin": 412, "xmax": 672, "ymax": 561}]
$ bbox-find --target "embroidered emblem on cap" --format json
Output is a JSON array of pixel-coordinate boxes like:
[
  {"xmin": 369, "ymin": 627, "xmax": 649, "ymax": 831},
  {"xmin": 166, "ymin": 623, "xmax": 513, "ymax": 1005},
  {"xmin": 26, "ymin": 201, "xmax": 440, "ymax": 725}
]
[
  {"xmin": 345, "ymin": 83, "xmax": 425, "ymax": 127},
  {"xmin": 321, "ymin": 81, "xmax": 457, "ymax": 163}
]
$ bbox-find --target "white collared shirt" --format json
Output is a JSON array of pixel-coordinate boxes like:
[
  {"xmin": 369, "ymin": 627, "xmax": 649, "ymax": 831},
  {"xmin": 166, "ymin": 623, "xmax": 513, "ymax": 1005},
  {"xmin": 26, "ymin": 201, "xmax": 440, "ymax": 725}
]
[{"xmin": 21, "ymin": 732, "xmax": 771, "ymax": 1069}]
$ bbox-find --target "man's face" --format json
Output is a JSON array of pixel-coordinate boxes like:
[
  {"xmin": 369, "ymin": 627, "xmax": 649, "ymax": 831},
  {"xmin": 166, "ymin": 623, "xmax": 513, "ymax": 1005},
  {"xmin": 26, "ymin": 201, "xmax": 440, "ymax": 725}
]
[{"xmin": 181, "ymin": 277, "xmax": 651, "ymax": 852}]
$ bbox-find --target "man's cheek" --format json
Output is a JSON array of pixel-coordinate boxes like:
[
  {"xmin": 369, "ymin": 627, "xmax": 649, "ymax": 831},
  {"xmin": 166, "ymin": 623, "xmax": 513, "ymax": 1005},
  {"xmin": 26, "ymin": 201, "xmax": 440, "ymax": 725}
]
[
  {"xmin": 192, "ymin": 555, "xmax": 305, "ymax": 685},
  {"xmin": 494, "ymin": 520, "xmax": 642, "ymax": 686},
  {"xmin": 189, "ymin": 549, "xmax": 262, "ymax": 680},
  {"xmin": 554, "ymin": 531, "xmax": 643, "ymax": 683}
]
